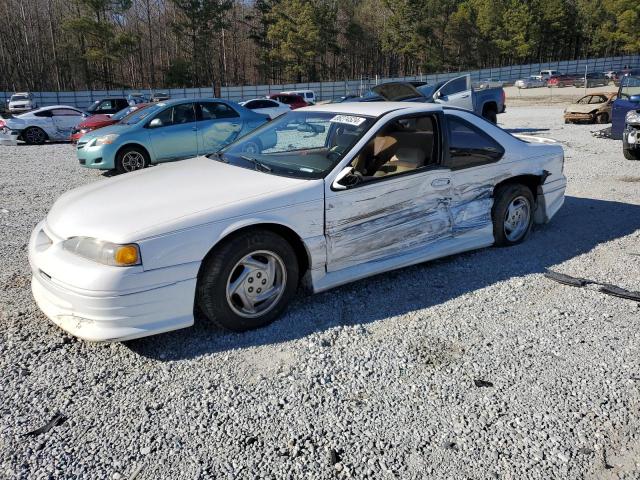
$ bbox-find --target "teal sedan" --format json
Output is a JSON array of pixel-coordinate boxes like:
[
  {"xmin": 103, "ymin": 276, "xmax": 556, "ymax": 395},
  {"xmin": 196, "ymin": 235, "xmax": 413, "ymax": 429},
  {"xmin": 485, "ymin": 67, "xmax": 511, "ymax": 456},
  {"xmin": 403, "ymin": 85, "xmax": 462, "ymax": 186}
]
[{"xmin": 76, "ymin": 99, "xmax": 270, "ymax": 173}]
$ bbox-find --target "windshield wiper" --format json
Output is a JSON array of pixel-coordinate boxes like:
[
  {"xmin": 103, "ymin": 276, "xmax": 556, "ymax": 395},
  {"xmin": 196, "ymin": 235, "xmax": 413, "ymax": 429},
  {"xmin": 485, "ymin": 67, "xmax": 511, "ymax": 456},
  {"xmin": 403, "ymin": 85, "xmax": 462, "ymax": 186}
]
[
  {"xmin": 209, "ymin": 151, "xmax": 228, "ymax": 163},
  {"xmin": 241, "ymin": 155, "xmax": 272, "ymax": 172}
]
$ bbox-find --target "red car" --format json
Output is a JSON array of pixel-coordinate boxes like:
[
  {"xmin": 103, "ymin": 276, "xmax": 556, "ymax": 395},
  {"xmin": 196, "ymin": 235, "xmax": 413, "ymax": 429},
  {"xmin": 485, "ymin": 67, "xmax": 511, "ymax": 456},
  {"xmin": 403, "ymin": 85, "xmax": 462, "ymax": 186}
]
[
  {"xmin": 267, "ymin": 93, "xmax": 308, "ymax": 110},
  {"xmin": 547, "ymin": 74, "xmax": 578, "ymax": 88},
  {"xmin": 69, "ymin": 103, "xmax": 149, "ymax": 142}
]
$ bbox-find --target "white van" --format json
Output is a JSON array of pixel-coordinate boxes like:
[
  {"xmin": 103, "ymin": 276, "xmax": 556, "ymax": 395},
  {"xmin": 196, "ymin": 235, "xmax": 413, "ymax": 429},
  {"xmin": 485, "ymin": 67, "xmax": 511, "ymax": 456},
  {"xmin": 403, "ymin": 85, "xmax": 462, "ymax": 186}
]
[
  {"xmin": 281, "ymin": 90, "xmax": 316, "ymax": 104},
  {"xmin": 539, "ymin": 70, "xmax": 560, "ymax": 80}
]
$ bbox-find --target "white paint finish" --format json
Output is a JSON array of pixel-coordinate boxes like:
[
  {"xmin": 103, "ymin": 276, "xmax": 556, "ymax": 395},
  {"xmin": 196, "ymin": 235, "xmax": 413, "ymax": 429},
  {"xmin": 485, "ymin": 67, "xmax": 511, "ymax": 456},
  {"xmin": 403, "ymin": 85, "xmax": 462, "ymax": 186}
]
[
  {"xmin": 29, "ymin": 102, "xmax": 567, "ymax": 341},
  {"xmin": 4, "ymin": 105, "xmax": 84, "ymax": 142},
  {"xmin": 240, "ymin": 98, "xmax": 290, "ymax": 119},
  {"xmin": 325, "ymin": 169, "xmax": 453, "ymax": 272},
  {"xmin": 46, "ymin": 156, "xmax": 323, "ymax": 243}
]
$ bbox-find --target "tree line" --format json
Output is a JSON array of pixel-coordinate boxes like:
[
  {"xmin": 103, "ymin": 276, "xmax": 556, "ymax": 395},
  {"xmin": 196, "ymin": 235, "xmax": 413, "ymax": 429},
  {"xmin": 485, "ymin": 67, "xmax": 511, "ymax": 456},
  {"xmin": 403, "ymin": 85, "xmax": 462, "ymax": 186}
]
[{"xmin": 0, "ymin": 0, "xmax": 638, "ymax": 92}]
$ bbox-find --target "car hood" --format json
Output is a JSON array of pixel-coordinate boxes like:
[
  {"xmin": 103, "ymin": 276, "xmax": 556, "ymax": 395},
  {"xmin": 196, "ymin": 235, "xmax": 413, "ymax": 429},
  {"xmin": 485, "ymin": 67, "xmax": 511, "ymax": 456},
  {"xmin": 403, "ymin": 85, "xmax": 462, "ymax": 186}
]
[
  {"xmin": 46, "ymin": 156, "xmax": 318, "ymax": 243},
  {"xmin": 79, "ymin": 114, "xmax": 113, "ymax": 128},
  {"xmin": 565, "ymin": 103, "xmax": 605, "ymax": 114},
  {"xmin": 80, "ymin": 123, "xmax": 132, "ymax": 141},
  {"xmin": 371, "ymin": 82, "xmax": 426, "ymax": 101}
]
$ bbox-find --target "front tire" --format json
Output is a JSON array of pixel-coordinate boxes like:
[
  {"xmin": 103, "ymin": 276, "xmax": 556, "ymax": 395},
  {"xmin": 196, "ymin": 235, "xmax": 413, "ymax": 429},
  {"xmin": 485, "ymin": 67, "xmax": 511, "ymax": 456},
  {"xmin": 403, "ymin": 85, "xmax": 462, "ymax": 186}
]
[
  {"xmin": 197, "ymin": 230, "xmax": 299, "ymax": 332},
  {"xmin": 22, "ymin": 127, "xmax": 47, "ymax": 145},
  {"xmin": 492, "ymin": 184, "xmax": 534, "ymax": 247},
  {"xmin": 623, "ymin": 148, "xmax": 640, "ymax": 160},
  {"xmin": 115, "ymin": 146, "xmax": 149, "ymax": 174},
  {"xmin": 596, "ymin": 113, "xmax": 609, "ymax": 124}
]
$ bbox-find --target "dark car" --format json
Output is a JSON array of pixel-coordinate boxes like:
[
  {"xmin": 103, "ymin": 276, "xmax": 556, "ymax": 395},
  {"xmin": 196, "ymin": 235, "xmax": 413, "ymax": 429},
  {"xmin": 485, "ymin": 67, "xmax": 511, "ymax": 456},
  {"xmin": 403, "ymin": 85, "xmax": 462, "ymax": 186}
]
[
  {"xmin": 611, "ymin": 75, "xmax": 640, "ymax": 139},
  {"xmin": 267, "ymin": 93, "xmax": 308, "ymax": 110},
  {"xmin": 572, "ymin": 73, "xmax": 608, "ymax": 88},
  {"xmin": 85, "ymin": 97, "xmax": 130, "ymax": 116}
]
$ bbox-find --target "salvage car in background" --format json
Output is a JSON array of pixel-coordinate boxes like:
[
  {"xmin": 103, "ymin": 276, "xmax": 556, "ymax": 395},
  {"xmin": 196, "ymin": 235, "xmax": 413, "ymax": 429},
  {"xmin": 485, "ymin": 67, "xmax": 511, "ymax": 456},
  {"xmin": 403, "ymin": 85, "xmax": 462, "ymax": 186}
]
[
  {"xmin": 622, "ymin": 109, "xmax": 640, "ymax": 160},
  {"xmin": 2, "ymin": 105, "xmax": 83, "ymax": 144},
  {"xmin": 611, "ymin": 75, "xmax": 640, "ymax": 139},
  {"xmin": 572, "ymin": 73, "xmax": 609, "ymax": 88},
  {"xmin": 564, "ymin": 93, "xmax": 616, "ymax": 124},
  {"xmin": 239, "ymin": 98, "xmax": 290, "ymax": 119},
  {"xmin": 70, "ymin": 103, "xmax": 149, "ymax": 142},
  {"xmin": 515, "ymin": 76, "xmax": 546, "ymax": 89},
  {"xmin": 267, "ymin": 93, "xmax": 308, "ymax": 110},
  {"xmin": 360, "ymin": 75, "xmax": 506, "ymax": 123},
  {"xmin": 85, "ymin": 97, "xmax": 130, "ymax": 117},
  {"xmin": 281, "ymin": 90, "xmax": 316, "ymax": 104},
  {"xmin": 8, "ymin": 92, "xmax": 37, "ymax": 113},
  {"xmin": 77, "ymin": 98, "xmax": 270, "ymax": 173},
  {"xmin": 547, "ymin": 74, "xmax": 578, "ymax": 88},
  {"xmin": 30, "ymin": 102, "xmax": 566, "ymax": 341}
]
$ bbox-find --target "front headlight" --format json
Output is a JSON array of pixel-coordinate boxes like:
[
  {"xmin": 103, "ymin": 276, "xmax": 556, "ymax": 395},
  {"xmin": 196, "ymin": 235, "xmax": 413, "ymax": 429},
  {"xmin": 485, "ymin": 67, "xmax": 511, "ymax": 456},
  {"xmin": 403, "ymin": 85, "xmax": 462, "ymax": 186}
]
[
  {"xmin": 94, "ymin": 133, "xmax": 119, "ymax": 145},
  {"xmin": 625, "ymin": 110, "xmax": 640, "ymax": 124},
  {"xmin": 62, "ymin": 237, "xmax": 141, "ymax": 266}
]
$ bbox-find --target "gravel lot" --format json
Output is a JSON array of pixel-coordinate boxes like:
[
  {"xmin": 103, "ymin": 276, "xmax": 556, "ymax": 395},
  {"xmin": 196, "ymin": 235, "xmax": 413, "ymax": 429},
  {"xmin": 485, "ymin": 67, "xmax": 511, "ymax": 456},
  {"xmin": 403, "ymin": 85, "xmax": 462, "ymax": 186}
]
[{"xmin": 1, "ymin": 105, "xmax": 639, "ymax": 479}]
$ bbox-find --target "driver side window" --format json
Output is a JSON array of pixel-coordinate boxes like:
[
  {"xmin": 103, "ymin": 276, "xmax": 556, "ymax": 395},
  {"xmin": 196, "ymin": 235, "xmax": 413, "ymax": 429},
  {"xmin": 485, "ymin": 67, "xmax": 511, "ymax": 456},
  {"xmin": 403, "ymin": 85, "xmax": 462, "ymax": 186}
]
[{"xmin": 345, "ymin": 115, "xmax": 438, "ymax": 184}]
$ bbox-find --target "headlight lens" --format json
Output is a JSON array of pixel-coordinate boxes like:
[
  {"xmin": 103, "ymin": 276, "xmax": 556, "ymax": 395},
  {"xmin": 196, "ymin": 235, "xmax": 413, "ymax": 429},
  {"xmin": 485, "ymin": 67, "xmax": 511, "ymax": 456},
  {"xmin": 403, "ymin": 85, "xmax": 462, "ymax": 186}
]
[
  {"xmin": 625, "ymin": 110, "xmax": 640, "ymax": 124},
  {"xmin": 94, "ymin": 133, "xmax": 119, "ymax": 145},
  {"xmin": 62, "ymin": 237, "xmax": 141, "ymax": 266}
]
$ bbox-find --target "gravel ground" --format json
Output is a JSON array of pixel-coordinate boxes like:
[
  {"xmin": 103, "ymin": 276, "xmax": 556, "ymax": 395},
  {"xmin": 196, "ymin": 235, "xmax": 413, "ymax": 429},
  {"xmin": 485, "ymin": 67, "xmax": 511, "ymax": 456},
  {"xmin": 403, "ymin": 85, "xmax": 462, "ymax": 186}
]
[{"xmin": 1, "ymin": 106, "xmax": 639, "ymax": 479}]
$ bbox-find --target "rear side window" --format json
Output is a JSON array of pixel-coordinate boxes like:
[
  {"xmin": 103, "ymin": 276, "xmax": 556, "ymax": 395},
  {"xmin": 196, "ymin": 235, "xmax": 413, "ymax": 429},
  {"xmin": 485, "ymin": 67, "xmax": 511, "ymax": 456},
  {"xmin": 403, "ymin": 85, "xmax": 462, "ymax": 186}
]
[
  {"xmin": 445, "ymin": 115, "xmax": 504, "ymax": 170},
  {"xmin": 51, "ymin": 109, "xmax": 81, "ymax": 116},
  {"xmin": 199, "ymin": 102, "xmax": 239, "ymax": 120},
  {"xmin": 34, "ymin": 110, "xmax": 52, "ymax": 117}
]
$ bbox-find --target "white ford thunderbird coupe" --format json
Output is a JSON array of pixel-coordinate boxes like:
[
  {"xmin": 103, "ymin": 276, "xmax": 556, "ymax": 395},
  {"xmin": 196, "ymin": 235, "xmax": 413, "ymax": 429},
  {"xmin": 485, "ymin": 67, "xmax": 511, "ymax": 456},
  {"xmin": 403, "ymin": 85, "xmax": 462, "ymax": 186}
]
[{"xmin": 29, "ymin": 103, "xmax": 566, "ymax": 341}]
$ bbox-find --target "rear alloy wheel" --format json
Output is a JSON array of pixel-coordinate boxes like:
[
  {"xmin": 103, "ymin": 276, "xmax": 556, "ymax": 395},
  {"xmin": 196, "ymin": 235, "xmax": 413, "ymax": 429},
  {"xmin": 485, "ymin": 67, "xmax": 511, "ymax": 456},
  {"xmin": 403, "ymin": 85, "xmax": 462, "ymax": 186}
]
[
  {"xmin": 596, "ymin": 113, "xmax": 609, "ymax": 124},
  {"xmin": 116, "ymin": 146, "xmax": 149, "ymax": 174},
  {"xmin": 492, "ymin": 184, "xmax": 534, "ymax": 246},
  {"xmin": 22, "ymin": 127, "xmax": 47, "ymax": 145},
  {"xmin": 197, "ymin": 230, "xmax": 299, "ymax": 331}
]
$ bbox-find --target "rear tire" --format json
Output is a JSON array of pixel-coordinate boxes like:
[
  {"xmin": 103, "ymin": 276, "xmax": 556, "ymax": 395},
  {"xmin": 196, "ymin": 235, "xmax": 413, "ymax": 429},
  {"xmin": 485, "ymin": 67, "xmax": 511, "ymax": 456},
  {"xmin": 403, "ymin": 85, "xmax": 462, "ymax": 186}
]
[
  {"xmin": 115, "ymin": 146, "xmax": 149, "ymax": 174},
  {"xmin": 483, "ymin": 107, "xmax": 498, "ymax": 124},
  {"xmin": 623, "ymin": 148, "xmax": 640, "ymax": 160},
  {"xmin": 22, "ymin": 127, "xmax": 47, "ymax": 145},
  {"xmin": 197, "ymin": 230, "xmax": 299, "ymax": 332},
  {"xmin": 492, "ymin": 184, "xmax": 535, "ymax": 247}
]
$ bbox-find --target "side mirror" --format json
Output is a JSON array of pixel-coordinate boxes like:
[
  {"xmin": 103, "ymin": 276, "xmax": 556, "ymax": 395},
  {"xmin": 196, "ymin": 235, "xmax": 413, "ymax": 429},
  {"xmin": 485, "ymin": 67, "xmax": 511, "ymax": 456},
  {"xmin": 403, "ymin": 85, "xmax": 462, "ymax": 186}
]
[
  {"xmin": 148, "ymin": 118, "xmax": 163, "ymax": 128},
  {"xmin": 433, "ymin": 90, "xmax": 442, "ymax": 100},
  {"xmin": 331, "ymin": 166, "xmax": 354, "ymax": 190},
  {"xmin": 630, "ymin": 95, "xmax": 640, "ymax": 103}
]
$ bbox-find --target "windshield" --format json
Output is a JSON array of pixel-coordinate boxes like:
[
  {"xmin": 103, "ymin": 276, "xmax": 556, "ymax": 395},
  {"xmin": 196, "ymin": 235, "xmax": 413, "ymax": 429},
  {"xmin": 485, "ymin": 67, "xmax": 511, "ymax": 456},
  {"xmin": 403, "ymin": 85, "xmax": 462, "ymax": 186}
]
[
  {"xmin": 113, "ymin": 104, "xmax": 148, "ymax": 121},
  {"xmin": 122, "ymin": 103, "xmax": 163, "ymax": 125},
  {"xmin": 11, "ymin": 95, "xmax": 29, "ymax": 101},
  {"xmin": 217, "ymin": 111, "xmax": 376, "ymax": 179},
  {"xmin": 621, "ymin": 76, "xmax": 640, "ymax": 99}
]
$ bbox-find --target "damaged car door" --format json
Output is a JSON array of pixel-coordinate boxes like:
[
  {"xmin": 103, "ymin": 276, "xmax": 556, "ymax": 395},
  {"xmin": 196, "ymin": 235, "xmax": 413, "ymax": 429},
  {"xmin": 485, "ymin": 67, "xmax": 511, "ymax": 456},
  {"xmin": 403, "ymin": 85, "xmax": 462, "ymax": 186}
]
[
  {"xmin": 433, "ymin": 76, "xmax": 474, "ymax": 111},
  {"xmin": 325, "ymin": 113, "xmax": 453, "ymax": 272}
]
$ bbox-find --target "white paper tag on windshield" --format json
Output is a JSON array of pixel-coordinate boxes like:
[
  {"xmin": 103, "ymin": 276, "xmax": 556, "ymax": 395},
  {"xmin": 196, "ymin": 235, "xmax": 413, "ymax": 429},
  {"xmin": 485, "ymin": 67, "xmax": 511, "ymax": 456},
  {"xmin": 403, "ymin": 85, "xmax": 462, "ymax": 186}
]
[{"xmin": 330, "ymin": 115, "xmax": 366, "ymax": 126}]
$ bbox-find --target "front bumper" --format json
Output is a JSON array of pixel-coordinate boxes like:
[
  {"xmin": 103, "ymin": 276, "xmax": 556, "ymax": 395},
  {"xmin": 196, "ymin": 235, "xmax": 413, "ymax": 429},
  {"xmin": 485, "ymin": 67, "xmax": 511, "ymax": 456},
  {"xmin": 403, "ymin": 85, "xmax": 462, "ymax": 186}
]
[
  {"xmin": 29, "ymin": 221, "xmax": 196, "ymax": 341},
  {"xmin": 76, "ymin": 141, "xmax": 117, "ymax": 169},
  {"xmin": 623, "ymin": 127, "xmax": 639, "ymax": 149},
  {"xmin": 564, "ymin": 112, "xmax": 595, "ymax": 122}
]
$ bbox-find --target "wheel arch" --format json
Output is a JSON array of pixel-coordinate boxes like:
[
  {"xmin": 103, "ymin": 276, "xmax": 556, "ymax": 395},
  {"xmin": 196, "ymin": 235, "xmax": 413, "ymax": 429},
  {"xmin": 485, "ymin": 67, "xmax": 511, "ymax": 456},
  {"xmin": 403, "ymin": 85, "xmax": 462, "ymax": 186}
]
[
  {"xmin": 482, "ymin": 101, "xmax": 498, "ymax": 114},
  {"xmin": 115, "ymin": 142, "xmax": 152, "ymax": 163},
  {"xmin": 198, "ymin": 222, "xmax": 312, "ymax": 282},
  {"xmin": 493, "ymin": 174, "xmax": 546, "ymax": 202}
]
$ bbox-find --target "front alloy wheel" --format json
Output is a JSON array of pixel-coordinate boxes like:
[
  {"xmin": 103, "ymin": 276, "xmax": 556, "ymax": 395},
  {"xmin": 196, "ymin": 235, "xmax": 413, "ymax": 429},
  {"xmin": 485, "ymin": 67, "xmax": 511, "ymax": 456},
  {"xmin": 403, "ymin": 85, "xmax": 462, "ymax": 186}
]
[
  {"xmin": 116, "ymin": 147, "xmax": 149, "ymax": 174},
  {"xmin": 197, "ymin": 230, "xmax": 299, "ymax": 331},
  {"xmin": 226, "ymin": 250, "xmax": 286, "ymax": 318}
]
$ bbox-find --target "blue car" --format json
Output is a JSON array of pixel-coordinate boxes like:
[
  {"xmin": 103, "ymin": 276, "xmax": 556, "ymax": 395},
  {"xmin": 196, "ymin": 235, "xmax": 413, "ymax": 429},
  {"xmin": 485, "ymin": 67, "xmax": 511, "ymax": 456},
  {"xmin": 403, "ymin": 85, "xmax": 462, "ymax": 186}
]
[
  {"xmin": 611, "ymin": 74, "xmax": 640, "ymax": 139},
  {"xmin": 77, "ymin": 98, "xmax": 270, "ymax": 173}
]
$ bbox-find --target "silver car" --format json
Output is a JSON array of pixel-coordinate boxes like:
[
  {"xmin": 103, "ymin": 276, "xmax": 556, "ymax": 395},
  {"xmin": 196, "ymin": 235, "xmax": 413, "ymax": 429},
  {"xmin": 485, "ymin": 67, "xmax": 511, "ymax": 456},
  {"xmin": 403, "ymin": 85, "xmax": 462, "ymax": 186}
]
[{"xmin": 515, "ymin": 75, "xmax": 546, "ymax": 89}]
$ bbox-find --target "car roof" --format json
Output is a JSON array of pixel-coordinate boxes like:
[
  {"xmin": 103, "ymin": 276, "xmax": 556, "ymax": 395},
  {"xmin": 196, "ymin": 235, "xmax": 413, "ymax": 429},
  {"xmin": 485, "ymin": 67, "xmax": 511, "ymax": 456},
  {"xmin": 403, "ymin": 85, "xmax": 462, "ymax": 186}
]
[
  {"xmin": 37, "ymin": 105, "xmax": 82, "ymax": 111},
  {"xmin": 152, "ymin": 98, "xmax": 234, "ymax": 106},
  {"xmin": 299, "ymin": 101, "xmax": 443, "ymax": 117}
]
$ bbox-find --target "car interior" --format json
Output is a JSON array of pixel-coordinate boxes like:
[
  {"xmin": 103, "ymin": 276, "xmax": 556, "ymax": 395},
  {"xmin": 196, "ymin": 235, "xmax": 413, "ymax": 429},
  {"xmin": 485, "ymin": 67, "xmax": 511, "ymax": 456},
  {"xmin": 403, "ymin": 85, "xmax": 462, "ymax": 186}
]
[{"xmin": 348, "ymin": 115, "xmax": 437, "ymax": 180}]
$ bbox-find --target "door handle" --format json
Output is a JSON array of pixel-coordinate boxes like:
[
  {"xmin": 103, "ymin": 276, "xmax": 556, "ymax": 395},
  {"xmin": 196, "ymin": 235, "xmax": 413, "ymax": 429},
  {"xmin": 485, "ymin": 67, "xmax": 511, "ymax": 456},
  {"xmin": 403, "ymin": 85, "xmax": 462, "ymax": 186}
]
[{"xmin": 431, "ymin": 178, "xmax": 450, "ymax": 188}]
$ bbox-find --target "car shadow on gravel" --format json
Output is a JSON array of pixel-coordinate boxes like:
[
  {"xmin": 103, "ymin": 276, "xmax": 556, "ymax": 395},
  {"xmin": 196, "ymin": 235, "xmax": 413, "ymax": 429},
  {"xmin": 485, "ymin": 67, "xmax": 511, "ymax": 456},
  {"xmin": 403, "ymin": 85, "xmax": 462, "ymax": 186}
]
[{"xmin": 126, "ymin": 195, "xmax": 640, "ymax": 361}]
